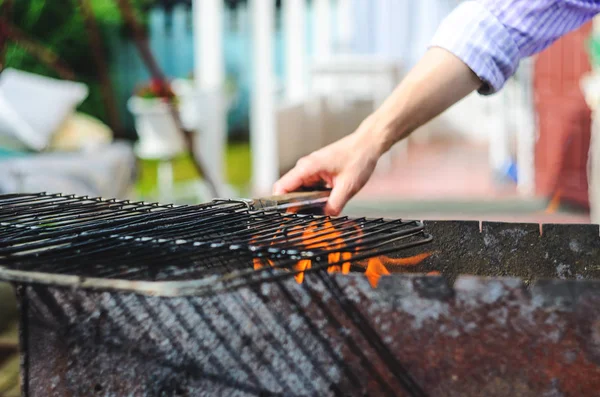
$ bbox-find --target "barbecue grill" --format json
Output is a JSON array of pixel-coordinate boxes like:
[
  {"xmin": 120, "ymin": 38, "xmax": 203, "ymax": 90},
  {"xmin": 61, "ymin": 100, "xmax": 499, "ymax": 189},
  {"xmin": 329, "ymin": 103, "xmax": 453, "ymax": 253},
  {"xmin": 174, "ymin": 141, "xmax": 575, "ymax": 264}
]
[{"xmin": 1, "ymin": 192, "xmax": 600, "ymax": 396}]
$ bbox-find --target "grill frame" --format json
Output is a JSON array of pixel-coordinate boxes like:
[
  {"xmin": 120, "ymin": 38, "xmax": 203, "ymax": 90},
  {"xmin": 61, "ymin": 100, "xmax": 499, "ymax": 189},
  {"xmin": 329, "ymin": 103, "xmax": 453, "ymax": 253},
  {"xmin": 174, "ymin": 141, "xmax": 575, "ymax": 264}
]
[
  {"xmin": 0, "ymin": 193, "xmax": 433, "ymax": 296},
  {"xmin": 14, "ymin": 273, "xmax": 600, "ymax": 397}
]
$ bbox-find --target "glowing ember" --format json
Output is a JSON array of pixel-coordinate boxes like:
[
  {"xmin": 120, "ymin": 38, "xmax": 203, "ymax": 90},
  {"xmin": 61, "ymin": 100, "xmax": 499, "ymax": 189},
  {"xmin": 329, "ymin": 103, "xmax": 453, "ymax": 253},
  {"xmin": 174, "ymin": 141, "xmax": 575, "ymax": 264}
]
[
  {"xmin": 294, "ymin": 259, "xmax": 312, "ymax": 283},
  {"xmin": 326, "ymin": 252, "xmax": 352, "ymax": 275},
  {"xmin": 253, "ymin": 257, "xmax": 275, "ymax": 271},
  {"xmin": 253, "ymin": 258, "xmax": 262, "ymax": 270}
]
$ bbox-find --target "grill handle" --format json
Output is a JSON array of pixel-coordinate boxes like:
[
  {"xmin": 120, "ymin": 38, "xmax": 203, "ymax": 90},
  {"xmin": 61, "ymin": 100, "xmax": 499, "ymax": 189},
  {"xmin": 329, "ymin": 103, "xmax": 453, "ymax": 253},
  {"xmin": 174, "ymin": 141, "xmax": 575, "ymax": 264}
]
[{"xmin": 251, "ymin": 189, "xmax": 331, "ymax": 214}]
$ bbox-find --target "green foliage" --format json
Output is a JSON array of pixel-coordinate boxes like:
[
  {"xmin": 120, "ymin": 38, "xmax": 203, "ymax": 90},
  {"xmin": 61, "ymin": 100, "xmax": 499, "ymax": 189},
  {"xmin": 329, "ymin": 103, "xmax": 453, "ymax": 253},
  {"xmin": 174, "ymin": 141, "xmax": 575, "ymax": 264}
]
[
  {"xmin": 2, "ymin": 0, "xmax": 152, "ymax": 124},
  {"xmin": 136, "ymin": 143, "xmax": 252, "ymax": 200},
  {"xmin": 225, "ymin": 142, "xmax": 252, "ymax": 189}
]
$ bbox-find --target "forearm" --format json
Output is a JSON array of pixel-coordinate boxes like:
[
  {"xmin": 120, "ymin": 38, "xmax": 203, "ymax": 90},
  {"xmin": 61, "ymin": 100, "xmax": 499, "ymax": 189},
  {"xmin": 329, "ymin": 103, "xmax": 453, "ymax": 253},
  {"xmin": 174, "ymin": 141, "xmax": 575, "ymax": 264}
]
[
  {"xmin": 365, "ymin": 47, "xmax": 482, "ymax": 155},
  {"xmin": 364, "ymin": 0, "xmax": 600, "ymax": 156}
]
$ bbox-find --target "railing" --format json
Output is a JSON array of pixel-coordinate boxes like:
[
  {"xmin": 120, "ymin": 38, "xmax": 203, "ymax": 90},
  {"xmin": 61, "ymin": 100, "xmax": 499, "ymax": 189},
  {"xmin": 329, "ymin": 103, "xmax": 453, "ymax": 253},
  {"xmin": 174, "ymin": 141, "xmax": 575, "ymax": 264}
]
[{"xmin": 111, "ymin": 0, "xmax": 540, "ymax": 197}]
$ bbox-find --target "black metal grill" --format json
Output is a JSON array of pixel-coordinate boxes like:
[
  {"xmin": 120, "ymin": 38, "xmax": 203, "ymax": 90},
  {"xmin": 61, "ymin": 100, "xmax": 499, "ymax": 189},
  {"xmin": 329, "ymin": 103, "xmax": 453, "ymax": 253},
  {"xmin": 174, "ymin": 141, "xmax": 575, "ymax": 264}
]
[
  {"xmin": 0, "ymin": 193, "xmax": 432, "ymax": 287},
  {"xmin": 3, "ymin": 194, "xmax": 600, "ymax": 396}
]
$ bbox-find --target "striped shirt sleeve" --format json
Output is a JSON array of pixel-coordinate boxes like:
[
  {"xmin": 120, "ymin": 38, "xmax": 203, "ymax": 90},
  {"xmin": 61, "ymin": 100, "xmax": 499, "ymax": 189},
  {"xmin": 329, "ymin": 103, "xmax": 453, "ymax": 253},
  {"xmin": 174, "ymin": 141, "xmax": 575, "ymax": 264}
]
[{"xmin": 429, "ymin": 0, "xmax": 600, "ymax": 95}]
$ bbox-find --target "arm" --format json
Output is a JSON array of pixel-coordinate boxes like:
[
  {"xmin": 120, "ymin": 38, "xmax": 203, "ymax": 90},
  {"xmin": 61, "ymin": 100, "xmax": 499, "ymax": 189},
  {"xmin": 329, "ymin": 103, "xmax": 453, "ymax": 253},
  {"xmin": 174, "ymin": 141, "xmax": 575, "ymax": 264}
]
[
  {"xmin": 273, "ymin": 48, "xmax": 480, "ymax": 215},
  {"xmin": 366, "ymin": 48, "xmax": 481, "ymax": 157},
  {"xmin": 274, "ymin": 0, "xmax": 600, "ymax": 216}
]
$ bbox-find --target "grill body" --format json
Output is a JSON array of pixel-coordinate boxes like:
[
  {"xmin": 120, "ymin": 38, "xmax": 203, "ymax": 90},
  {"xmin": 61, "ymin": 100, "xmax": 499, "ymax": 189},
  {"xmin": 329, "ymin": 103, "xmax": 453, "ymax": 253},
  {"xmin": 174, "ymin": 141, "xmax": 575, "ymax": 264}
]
[
  {"xmin": 2, "ymin": 194, "xmax": 600, "ymax": 396},
  {"xmin": 18, "ymin": 275, "xmax": 600, "ymax": 397},
  {"xmin": 11, "ymin": 220, "xmax": 600, "ymax": 397}
]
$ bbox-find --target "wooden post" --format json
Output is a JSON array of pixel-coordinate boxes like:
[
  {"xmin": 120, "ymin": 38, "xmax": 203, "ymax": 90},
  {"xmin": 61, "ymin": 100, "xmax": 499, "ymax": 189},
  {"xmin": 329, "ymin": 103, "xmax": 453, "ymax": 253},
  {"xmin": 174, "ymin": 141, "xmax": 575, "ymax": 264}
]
[
  {"xmin": 195, "ymin": 0, "xmax": 224, "ymax": 89},
  {"xmin": 313, "ymin": 0, "xmax": 331, "ymax": 59},
  {"xmin": 193, "ymin": 0, "xmax": 227, "ymax": 196},
  {"xmin": 250, "ymin": 0, "xmax": 278, "ymax": 195},
  {"xmin": 284, "ymin": 0, "xmax": 307, "ymax": 102},
  {"xmin": 335, "ymin": 0, "xmax": 352, "ymax": 53}
]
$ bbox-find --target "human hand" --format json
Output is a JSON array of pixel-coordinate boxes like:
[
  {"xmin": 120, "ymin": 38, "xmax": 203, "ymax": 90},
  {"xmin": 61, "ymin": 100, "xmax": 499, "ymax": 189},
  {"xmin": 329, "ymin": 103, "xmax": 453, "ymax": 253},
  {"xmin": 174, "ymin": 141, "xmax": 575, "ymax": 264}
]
[{"xmin": 273, "ymin": 120, "xmax": 383, "ymax": 216}]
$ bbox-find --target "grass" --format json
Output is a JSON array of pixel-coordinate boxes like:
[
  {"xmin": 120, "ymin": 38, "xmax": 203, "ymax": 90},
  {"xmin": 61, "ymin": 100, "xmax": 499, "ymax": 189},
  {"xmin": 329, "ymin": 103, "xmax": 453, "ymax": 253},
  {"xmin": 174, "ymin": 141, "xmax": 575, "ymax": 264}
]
[
  {"xmin": 0, "ymin": 320, "xmax": 19, "ymax": 397},
  {"xmin": 225, "ymin": 143, "xmax": 252, "ymax": 188},
  {"xmin": 0, "ymin": 354, "xmax": 20, "ymax": 397},
  {"xmin": 135, "ymin": 142, "xmax": 252, "ymax": 199}
]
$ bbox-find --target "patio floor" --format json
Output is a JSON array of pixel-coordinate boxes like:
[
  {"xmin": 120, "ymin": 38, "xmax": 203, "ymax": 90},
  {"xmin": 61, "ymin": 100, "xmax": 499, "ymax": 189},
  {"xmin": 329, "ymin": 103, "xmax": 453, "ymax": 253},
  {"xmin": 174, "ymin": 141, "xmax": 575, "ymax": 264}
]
[
  {"xmin": 356, "ymin": 140, "xmax": 518, "ymax": 201},
  {"xmin": 349, "ymin": 139, "xmax": 591, "ymax": 224}
]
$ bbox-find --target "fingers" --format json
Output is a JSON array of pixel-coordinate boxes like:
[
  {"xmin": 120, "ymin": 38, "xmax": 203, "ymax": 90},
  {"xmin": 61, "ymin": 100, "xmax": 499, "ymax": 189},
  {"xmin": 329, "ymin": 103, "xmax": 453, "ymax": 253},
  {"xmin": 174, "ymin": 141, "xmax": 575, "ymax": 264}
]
[
  {"xmin": 325, "ymin": 176, "xmax": 355, "ymax": 216},
  {"xmin": 273, "ymin": 153, "xmax": 362, "ymax": 216},
  {"xmin": 273, "ymin": 170, "xmax": 303, "ymax": 195},
  {"xmin": 324, "ymin": 158, "xmax": 376, "ymax": 216},
  {"xmin": 273, "ymin": 157, "xmax": 317, "ymax": 195}
]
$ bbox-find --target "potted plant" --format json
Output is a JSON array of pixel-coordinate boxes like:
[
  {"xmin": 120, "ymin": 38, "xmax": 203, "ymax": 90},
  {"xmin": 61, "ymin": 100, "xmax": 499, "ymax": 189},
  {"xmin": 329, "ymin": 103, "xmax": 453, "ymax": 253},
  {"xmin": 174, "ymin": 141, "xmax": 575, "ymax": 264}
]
[
  {"xmin": 134, "ymin": 78, "xmax": 178, "ymax": 103},
  {"xmin": 127, "ymin": 78, "xmax": 187, "ymax": 160}
]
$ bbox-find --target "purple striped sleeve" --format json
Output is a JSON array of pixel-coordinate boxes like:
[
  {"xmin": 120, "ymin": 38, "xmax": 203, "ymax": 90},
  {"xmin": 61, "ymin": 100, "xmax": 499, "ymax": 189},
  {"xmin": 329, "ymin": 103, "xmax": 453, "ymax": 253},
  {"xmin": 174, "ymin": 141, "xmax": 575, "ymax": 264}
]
[{"xmin": 429, "ymin": 0, "xmax": 600, "ymax": 95}]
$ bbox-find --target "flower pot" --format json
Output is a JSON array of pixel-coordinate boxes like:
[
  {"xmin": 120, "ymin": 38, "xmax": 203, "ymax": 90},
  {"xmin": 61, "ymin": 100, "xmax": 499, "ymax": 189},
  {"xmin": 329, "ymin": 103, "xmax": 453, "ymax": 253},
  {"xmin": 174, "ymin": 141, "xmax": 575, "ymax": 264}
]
[{"xmin": 127, "ymin": 96, "xmax": 187, "ymax": 159}]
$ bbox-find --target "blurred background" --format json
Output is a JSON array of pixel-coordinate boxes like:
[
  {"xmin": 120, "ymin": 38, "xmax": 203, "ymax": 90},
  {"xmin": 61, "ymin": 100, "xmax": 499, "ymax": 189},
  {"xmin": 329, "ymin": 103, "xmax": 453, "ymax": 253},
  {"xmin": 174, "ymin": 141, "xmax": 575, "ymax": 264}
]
[
  {"xmin": 1, "ymin": 0, "xmax": 599, "ymax": 222},
  {"xmin": 2, "ymin": 1, "xmax": 600, "ymax": 394}
]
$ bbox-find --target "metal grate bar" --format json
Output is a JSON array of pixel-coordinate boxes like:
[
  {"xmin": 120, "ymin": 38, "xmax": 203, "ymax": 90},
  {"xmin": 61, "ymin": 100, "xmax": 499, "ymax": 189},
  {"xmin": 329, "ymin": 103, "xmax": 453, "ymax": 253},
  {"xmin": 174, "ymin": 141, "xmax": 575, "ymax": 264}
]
[
  {"xmin": 0, "ymin": 193, "xmax": 432, "ymax": 283},
  {"xmin": 0, "ymin": 194, "xmax": 243, "ymax": 238}
]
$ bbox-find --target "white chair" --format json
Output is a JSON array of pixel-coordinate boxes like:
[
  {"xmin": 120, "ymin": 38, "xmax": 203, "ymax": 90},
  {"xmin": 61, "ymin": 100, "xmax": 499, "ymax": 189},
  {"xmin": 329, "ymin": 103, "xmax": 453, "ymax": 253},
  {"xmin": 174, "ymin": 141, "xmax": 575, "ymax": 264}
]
[
  {"xmin": 127, "ymin": 95, "xmax": 203, "ymax": 203},
  {"xmin": 128, "ymin": 80, "xmax": 237, "ymax": 203}
]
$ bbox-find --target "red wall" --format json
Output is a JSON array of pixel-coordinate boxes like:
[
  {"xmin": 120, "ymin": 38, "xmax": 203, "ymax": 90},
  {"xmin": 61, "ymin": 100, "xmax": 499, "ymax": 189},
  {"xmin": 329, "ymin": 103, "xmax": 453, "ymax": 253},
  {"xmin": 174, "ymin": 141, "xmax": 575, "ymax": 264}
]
[{"xmin": 533, "ymin": 22, "xmax": 593, "ymax": 207}]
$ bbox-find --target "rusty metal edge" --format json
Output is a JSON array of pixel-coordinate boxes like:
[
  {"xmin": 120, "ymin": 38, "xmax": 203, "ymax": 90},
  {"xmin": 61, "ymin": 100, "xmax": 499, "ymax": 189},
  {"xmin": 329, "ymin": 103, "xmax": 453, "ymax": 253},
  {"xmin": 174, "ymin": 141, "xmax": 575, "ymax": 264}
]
[
  {"xmin": 0, "ymin": 266, "xmax": 207, "ymax": 297},
  {"xmin": 2, "ymin": 264, "xmax": 600, "ymax": 300}
]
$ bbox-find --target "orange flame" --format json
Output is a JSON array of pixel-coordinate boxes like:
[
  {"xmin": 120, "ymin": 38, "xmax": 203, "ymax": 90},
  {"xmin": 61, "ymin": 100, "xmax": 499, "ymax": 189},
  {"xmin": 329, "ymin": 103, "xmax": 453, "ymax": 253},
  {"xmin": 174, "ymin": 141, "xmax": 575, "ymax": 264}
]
[
  {"xmin": 359, "ymin": 252, "xmax": 434, "ymax": 287},
  {"xmin": 377, "ymin": 252, "xmax": 433, "ymax": 267},
  {"xmin": 326, "ymin": 252, "xmax": 352, "ymax": 274},
  {"xmin": 250, "ymin": 218, "xmax": 436, "ymax": 287},
  {"xmin": 364, "ymin": 257, "xmax": 391, "ymax": 288},
  {"xmin": 294, "ymin": 259, "xmax": 312, "ymax": 283}
]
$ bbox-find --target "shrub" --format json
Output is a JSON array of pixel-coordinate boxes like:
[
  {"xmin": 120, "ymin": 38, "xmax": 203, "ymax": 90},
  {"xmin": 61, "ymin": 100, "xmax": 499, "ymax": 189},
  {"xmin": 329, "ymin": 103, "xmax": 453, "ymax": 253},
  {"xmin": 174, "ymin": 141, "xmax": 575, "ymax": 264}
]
[{"xmin": 2, "ymin": 0, "xmax": 151, "ymax": 124}]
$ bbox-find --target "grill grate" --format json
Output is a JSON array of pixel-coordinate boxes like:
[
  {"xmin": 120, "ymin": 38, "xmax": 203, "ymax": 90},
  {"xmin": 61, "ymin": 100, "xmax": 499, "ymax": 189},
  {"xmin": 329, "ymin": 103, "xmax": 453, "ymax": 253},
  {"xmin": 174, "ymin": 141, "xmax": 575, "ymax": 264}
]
[{"xmin": 0, "ymin": 193, "xmax": 432, "ymax": 284}]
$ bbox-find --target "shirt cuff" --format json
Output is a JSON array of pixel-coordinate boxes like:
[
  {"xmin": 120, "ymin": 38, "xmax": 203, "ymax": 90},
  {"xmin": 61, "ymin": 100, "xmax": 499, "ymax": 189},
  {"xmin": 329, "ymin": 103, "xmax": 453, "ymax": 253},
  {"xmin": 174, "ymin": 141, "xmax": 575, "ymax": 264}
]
[{"xmin": 429, "ymin": 1, "xmax": 521, "ymax": 95}]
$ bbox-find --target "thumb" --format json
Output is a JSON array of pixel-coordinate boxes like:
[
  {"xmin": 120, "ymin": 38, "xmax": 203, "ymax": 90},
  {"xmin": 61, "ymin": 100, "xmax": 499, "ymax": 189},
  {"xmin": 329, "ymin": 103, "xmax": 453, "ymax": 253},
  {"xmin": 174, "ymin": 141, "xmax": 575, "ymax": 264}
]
[{"xmin": 325, "ymin": 177, "xmax": 354, "ymax": 216}]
